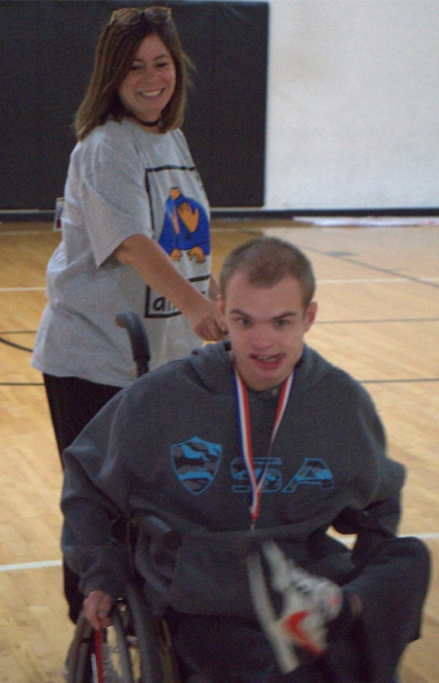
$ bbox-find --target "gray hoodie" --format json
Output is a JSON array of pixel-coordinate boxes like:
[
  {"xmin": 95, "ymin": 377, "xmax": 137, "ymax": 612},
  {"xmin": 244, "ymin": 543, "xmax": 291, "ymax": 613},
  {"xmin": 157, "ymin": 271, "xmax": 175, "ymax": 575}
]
[{"xmin": 61, "ymin": 341, "xmax": 405, "ymax": 617}]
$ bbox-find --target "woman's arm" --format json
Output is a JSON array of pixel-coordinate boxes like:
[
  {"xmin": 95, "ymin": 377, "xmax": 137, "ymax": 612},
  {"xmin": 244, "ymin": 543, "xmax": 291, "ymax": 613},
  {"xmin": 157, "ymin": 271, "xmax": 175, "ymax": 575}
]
[{"xmin": 114, "ymin": 234, "xmax": 226, "ymax": 341}]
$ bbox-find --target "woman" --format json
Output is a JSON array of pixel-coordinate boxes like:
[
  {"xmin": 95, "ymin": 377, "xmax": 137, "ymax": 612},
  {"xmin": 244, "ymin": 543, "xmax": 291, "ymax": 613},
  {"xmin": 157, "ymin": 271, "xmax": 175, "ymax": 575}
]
[{"xmin": 32, "ymin": 5, "xmax": 225, "ymax": 623}]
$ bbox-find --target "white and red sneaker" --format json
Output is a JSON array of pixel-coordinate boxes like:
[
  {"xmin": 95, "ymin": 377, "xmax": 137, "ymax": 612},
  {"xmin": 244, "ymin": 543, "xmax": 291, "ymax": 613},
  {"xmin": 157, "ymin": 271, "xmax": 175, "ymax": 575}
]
[{"xmin": 247, "ymin": 541, "xmax": 342, "ymax": 673}]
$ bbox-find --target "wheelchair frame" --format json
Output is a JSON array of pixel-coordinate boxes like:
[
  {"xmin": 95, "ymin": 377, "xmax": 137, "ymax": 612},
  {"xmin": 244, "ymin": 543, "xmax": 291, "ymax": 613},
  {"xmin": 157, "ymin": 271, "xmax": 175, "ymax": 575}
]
[{"xmin": 65, "ymin": 313, "xmax": 181, "ymax": 683}]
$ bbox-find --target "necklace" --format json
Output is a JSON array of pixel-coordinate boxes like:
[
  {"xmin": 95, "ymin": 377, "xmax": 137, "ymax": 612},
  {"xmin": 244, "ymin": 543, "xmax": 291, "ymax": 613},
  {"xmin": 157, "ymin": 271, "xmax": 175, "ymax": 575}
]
[
  {"xmin": 233, "ymin": 368, "xmax": 295, "ymax": 529},
  {"xmin": 129, "ymin": 112, "xmax": 162, "ymax": 128}
]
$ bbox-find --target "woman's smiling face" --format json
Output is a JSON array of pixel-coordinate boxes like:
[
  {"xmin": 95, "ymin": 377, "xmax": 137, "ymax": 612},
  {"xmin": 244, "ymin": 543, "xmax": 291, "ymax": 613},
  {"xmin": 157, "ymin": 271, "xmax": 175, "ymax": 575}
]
[{"xmin": 118, "ymin": 33, "xmax": 176, "ymax": 125}]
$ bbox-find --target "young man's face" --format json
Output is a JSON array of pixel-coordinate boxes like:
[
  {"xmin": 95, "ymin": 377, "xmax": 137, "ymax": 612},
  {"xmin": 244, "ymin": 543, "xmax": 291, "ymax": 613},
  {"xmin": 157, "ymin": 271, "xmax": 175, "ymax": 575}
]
[{"xmin": 219, "ymin": 273, "xmax": 317, "ymax": 391}]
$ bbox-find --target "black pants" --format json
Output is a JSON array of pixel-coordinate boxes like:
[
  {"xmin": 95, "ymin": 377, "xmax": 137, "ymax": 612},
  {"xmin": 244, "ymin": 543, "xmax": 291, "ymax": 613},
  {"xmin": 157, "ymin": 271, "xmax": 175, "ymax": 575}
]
[
  {"xmin": 173, "ymin": 537, "xmax": 430, "ymax": 683},
  {"xmin": 44, "ymin": 373, "xmax": 122, "ymax": 623}
]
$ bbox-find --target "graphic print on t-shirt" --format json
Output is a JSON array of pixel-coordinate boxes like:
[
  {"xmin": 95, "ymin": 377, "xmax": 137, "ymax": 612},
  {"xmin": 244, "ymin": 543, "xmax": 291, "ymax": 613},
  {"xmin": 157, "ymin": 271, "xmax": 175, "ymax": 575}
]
[
  {"xmin": 144, "ymin": 164, "xmax": 211, "ymax": 319},
  {"xmin": 159, "ymin": 186, "xmax": 210, "ymax": 263}
]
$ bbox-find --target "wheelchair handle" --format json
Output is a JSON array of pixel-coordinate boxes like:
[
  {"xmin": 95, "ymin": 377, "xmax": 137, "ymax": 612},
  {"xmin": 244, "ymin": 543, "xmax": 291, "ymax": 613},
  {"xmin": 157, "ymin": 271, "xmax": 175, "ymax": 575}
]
[
  {"xmin": 116, "ymin": 311, "xmax": 151, "ymax": 377},
  {"xmin": 137, "ymin": 513, "xmax": 182, "ymax": 550}
]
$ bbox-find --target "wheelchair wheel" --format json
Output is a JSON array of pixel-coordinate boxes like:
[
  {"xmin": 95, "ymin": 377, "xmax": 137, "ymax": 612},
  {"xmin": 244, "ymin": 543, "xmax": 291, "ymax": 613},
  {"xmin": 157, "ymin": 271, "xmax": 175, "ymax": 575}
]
[
  {"xmin": 65, "ymin": 610, "xmax": 93, "ymax": 682},
  {"xmin": 122, "ymin": 581, "xmax": 177, "ymax": 683},
  {"xmin": 65, "ymin": 581, "xmax": 175, "ymax": 683},
  {"xmin": 65, "ymin": 608, "xmax": 132, "ymax": 682}
]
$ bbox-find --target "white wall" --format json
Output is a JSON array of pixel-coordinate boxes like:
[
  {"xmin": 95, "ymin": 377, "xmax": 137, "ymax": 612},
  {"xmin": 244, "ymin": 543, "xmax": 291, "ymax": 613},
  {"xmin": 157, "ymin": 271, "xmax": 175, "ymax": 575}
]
[{"xmin": 263, "ymin": 0, "xmax": 439, "ymax": 211}]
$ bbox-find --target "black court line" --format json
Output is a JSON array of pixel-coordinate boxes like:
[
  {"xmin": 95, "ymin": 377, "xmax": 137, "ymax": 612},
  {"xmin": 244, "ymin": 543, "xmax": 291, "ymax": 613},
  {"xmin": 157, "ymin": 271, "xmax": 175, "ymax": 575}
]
[
  {"xmin": 0, "ymin": 330, "xmax": 36, "ymax": 352},
  {"xmin": 0, "ymin": 330, "xmax": 36, "ymax": 334},
  {"xmin": 316, "ymin": 317, "xmax": 439, "ymax": 325},
  {"xmin": 0, "ymin": 382, "xmax": 44, "ymax": 386},
  {"xmin": 298, "ymin": 244, "xmax": 439, "ymax": 291},
  {"xmin": 361, "ymin": 378, "xmax": 439, "ymax": 384},
  {"xmin": 0, "ymin": 336, "xmax": 33, "ymax": 352},
  {"xmin": 1, "ymin": 378, "xmax": 437, "ymax": 388}
]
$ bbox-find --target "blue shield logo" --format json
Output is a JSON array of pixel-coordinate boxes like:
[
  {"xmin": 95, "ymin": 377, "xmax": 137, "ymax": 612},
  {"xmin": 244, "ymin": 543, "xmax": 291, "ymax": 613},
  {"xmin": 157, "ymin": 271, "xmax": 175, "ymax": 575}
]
[{"xmin": 171, "ymin": 436, "xmax": 222, "ymax": 494}]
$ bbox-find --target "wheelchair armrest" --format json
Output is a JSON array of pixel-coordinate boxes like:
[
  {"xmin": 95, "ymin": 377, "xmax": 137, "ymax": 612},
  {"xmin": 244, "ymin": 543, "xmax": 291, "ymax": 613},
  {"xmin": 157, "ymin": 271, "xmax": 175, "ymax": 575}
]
[{"xmin": 136, "ymin": 512, "xmax": 182, "ymax": 550}]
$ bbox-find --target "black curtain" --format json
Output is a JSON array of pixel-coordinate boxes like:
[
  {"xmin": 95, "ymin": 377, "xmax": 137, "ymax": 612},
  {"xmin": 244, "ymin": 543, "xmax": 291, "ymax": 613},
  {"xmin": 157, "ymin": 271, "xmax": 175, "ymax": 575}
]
[{"xmin": 0, "ymin": 0, "xmax": 268, "ymax": 209}]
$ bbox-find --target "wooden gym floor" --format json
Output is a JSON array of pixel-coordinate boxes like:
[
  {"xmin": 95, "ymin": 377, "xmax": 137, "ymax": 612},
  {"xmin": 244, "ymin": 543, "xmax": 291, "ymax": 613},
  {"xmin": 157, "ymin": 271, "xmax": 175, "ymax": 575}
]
[{"xmin": 0, "ymin": 217, "xmax": 438, "ymax": 682}]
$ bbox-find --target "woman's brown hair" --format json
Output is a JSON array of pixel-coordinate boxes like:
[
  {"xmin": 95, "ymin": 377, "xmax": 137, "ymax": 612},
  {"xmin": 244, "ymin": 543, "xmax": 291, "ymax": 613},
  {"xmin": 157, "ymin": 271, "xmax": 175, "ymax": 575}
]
[{"xmin": 74, "ymin": 6, "xmax": 190, "ymax": 140}]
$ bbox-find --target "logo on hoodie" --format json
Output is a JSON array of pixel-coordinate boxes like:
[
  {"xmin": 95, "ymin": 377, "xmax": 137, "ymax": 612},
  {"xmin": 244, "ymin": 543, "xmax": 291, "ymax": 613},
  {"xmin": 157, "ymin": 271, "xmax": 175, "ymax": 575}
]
[
  {"xmin": 171, "ymin": 436, "xmax": 222, "ymax": 494},
  {"xmin": 283, "ymin": 458, "xmax": 334, "ymax": 492},
  {"xmin": 231, "ymin": 457, "xmax": 283, "ymax": 493}
]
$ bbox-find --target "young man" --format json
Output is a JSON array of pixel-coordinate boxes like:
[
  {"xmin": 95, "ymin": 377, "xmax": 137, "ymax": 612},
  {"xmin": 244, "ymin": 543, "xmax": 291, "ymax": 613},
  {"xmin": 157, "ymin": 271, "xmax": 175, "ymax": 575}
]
[{"xmin": 62, "ymin": 237, "xmax": 430, "ymax": 683}]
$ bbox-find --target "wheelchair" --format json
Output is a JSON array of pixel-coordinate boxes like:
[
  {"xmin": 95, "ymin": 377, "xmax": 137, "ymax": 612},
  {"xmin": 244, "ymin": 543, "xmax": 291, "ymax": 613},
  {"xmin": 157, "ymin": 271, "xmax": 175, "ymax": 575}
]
[
  {"xmin": 65, "ymin": 515, "xmax": 184, "ymax": 683},
  {"xmin": 63, "ymin": 313, "xmax": 405, "ymax": 683},
  {"xmin": 65, "ymin": 312, "xmax": 184, "ymax": 683}
]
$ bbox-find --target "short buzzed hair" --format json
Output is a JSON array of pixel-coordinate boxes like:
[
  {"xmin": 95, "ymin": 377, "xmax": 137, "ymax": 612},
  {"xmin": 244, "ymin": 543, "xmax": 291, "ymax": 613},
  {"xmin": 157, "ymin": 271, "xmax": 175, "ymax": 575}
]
[{"xmin": 220, "ymin": 236, "xmax": 316, "ymax": 308}]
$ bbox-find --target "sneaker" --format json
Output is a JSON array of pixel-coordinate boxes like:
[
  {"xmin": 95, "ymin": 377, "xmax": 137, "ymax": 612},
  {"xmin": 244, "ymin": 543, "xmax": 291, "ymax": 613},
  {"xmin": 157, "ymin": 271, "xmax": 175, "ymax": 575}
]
[{"xmin": 247, "ymin": 541, "xmax": 342, "ymax": 673}]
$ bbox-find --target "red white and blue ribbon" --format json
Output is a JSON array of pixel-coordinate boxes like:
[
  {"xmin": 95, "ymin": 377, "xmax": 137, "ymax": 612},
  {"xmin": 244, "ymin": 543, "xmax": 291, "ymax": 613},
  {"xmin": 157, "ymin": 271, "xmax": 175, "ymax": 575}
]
[{"xmin": 233, "ymin": 369, "xmax": 294, "ymax": 527}]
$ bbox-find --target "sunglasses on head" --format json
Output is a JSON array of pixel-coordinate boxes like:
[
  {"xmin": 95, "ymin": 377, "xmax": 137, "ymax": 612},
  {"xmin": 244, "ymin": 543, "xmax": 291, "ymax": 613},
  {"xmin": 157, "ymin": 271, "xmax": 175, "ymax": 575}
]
[{"xmin": 110, "ymin": 6, "xmax": 172, "ymax": 27}]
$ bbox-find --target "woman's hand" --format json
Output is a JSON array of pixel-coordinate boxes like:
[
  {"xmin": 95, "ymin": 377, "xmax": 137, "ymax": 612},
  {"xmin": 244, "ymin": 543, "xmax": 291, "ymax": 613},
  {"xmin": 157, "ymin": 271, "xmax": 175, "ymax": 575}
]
[
  {"xmin": 114, "ymin": 235, "xmax": 228, "ymax": 341},
  {"xmin": 187, "ymin": 297, "xmax": 227, "ymax": 342}
]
